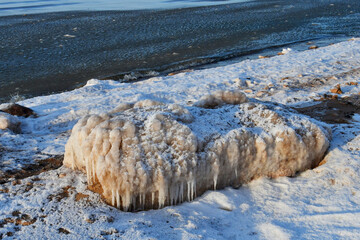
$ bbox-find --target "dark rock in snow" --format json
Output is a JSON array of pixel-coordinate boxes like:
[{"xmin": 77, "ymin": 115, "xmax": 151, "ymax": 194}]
[{"xmin": 0, "ymin": 103, "xmax": 35, "ymax": 118}]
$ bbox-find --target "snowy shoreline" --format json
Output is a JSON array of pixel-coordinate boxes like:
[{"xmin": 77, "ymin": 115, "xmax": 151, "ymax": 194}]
[{"xmin": 0, "ymin": 39, "xmax": 360, "ymax": 239}]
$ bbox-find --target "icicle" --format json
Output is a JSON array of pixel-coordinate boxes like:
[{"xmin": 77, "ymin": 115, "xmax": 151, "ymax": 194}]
[
  {"xmin": 132, "ymin": 196, "xmax": 136, "ymax": 210},
  {"xmin": 187, "ymin": 181, "xmax": 191, "ymax": 201},
  {"xmin": 139, "ymin": 193, "xmax": 145, "ymax": 210},
  {"xmin": 190, "ymin": 181, "xmax": 194, "ymax": 201},
  {"xmin": 122, "ymin": 190, "xmax": 131, "ymax": 212},
  {"xmin": 152, "ymin": 192, "xmax": 155, "ymax": 207},
  {"xmin": 174, "ymin": 183, "xmax": 179, "ymax": 205},
  {"xmin": 158, "ymin": 188, "xmax": 165, "ymax": 209},
  {"xmin": 116, "ymin": 190, "xmax": 120, "ymax": 208},
  {"xmin": 71, "ymin": 151, "xmax": 76, "ymax": 169},
  {"xmin": 85, "ymin": 158, "xmax": 90, "ymax": 184},
  {"xmin": 169, "ymin": 185, "xmax": 174, "ymax": 206},
  {"xmin": 213, "ymin": 176, "xmax": 217, "ymax": 190},
  {"xmin": 111, "ymin": 189, "xmax": 115, "ymax": 206},
  {"xmin": 193, "ymin": 180, "xmax": 197, "ymax": 198},
  {"xmin": 235, "ymin": 168, "xmax": 238, "ymax": 178},
  {"xmin": 91, "ymin": 158, "xmax": 96, "ymax": 185},
  {"xmin": 142, "ymin": 193, "xmax": 145, "ymax": 209},
  {"xmin": 180, "ymin": 182, "xmax": 184, "ymax": 203}
]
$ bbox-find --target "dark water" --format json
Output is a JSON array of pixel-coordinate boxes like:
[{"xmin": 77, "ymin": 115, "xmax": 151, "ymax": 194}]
[{"xmin": 1, "ymin": 0, "xmax": 360, "ymax": 102}]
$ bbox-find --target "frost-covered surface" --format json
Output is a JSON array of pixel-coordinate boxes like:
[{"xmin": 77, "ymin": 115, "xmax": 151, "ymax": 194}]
[
  {"xmin": 0, "ymin": 39, "xmax": 360, "ymax": 238},
  {"xmin": 64, "ymin": 94, "xmax": 330, "ymax": 211}
]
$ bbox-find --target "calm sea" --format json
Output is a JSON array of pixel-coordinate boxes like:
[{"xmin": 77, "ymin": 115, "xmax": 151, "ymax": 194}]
[
  {"xmin": 0, "ymin": 0, "xmax": 249, "ymax": 16},
  {"xmin": 1, "ymin": 0, "xmax": 360, "ymax": 102}
]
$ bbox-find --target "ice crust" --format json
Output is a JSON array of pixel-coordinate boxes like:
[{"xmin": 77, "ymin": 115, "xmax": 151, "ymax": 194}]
[{"xmin": 64, "ymin": 91, "xmax": 331, "ymax": 211}]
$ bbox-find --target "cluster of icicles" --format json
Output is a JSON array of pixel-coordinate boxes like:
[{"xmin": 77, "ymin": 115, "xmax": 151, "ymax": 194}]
[{"xmin": 64, "ymin": 90, "xmax": 331, "ymax": 211}]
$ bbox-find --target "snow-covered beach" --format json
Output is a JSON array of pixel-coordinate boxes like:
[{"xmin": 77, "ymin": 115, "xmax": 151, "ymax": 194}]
[{"xmin": 0, "ymin": 38, "xmax": 360, "ymax": 239}]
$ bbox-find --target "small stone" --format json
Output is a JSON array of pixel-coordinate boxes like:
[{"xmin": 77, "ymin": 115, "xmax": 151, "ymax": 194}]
[
  {"xmin": 0, "ymin": 188, "xmax": 9, "ymax": 193},
  {"xmin": 309, "ymin": 45, "xmax": 318, "ymax": 50},
  {"xmin": 258, "ymin": 55, "xmax": 270, "ymax": 59},
  {"xmin": 346, "ymin": 82, "xmax": 358, "ymax": 86},
  {"xmin": 58, "ymin": 173, "xmax": 67, "ymax": 178},
  {"xmin": 75, "ymin": 193, "xmax": 89, "ymax": 202},
  {"xmin": 330, "ymin": 84, "xmax": 343, "ymax": 94},
  {"xmin": 12, "ymin": 211, "xmax": 21, "ymax": 217},
  {"xmin": 244, "ymin": 89, "xmax": 253, "ymax": 93},
  {"xmin": 20, "ymin": 218, "xmax": 37, "ymax": 226},
  {"xmin": 58, "ymin": 228, "xmax": 70, "ymax": 234},
  {"xmin": 12, "ymin": 180, "xmax": 21, "ymax": 185},
  {"xmin": 245, "ymin": 80, "xmax": 254, "ymax": 87},
  {"xmin": 317, "ymin": 159, "xmax": 327, "ymax": 167},
  {"xmin": 256, "ymin": 91, "xmax": 267, "ymax": 97},
  {"xmin": 85, "ymin": 218, "xmax": 95, "ymax": 224},
  {"xmin": 330, "ymin": 179, "xmax": 336, "ymax": 185}
]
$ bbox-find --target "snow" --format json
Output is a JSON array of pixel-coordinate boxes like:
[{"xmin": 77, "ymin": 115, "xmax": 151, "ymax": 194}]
[{"xmin": 0, "ymin": 38, "xmax": 360, "ymax": 239}]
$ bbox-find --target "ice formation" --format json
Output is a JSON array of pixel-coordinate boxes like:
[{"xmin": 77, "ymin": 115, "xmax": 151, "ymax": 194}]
[
  {"xmin": 64, "ymin": 90, "xmax": 331, "ymax": 211},
  {"xmin": 194, "ymin": 90, "xmax": 247, "ymax": 108},
  {"xmin": 0, "ymin": 112, "xmax": 20, "ymax": 132}
]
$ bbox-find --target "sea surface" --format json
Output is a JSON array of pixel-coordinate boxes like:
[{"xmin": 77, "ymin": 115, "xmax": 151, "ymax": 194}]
[
  {"xmin": 1, "ymin": 0, "xmax": 360, "ymax": 102},
  {"xmin": 0, "ymin": 0, "xmax": 249, "ymax": 16}
]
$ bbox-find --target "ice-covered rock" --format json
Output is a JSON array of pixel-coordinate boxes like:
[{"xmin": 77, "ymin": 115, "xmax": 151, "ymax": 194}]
[
  {"xmin": 0, "ymin": 112, "xmax": 20, "ymax": 133},
  {"xmin": 64, "ymin": 91, "xmax": 331, "ymax": 211},
  {"xmin": 194, "ymin": 90, "xmax": 247, "ymax": 108}
]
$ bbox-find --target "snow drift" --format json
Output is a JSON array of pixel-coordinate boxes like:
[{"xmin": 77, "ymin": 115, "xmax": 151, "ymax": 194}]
[{"xmin": 64, "ymin": 90, "xmax": 331, "ymax": 211}]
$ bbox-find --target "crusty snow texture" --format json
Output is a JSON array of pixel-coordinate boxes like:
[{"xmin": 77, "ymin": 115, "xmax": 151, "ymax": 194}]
[{"xmin": 64, "ymin": 91, "xmax": 331, "ymax": 211}]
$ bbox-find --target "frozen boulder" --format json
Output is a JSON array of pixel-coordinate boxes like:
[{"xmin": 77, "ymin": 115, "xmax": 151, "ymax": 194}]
[
  {"xmin": 0, "ymin": 112, "xmax": 20, "ymax": 133},
  {"xmin": 194, "ymin": 90, "xmax": 247, "ymax": 108},
  {"xmin": 64, "ymin": 92, "xmax": 331, "ymax": 211}
]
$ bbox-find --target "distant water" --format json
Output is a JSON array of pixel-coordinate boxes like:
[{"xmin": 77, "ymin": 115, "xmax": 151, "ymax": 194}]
[
  {"xmin": 0, "ymin": 0, "xmax": 249, "ymax": 16},
  {"xmin": 1, "ymin": 0, "xmax": 360, "ymax": 102}
]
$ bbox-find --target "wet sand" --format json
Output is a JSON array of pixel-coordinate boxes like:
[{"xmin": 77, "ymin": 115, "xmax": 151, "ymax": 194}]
[
  {"xmin": 1, "ymin": 0, "xmax": 360, "ymax": 102},
  {"xmin": 294, "ymin": 96, "xmax": 360, "ymax": 124}
]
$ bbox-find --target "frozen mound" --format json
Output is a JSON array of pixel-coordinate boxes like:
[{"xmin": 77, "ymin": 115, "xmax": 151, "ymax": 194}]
[
  {"xmin": 194, "ymin": 90, "xmax": 247, "ymax": 108},
  {"xmin": 0, "ymin": 112, "xmax": 20, "ymax": 133},
  {"xmin": 64, "ymin": 92, "xmax": 331, "ymax": 211}
]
